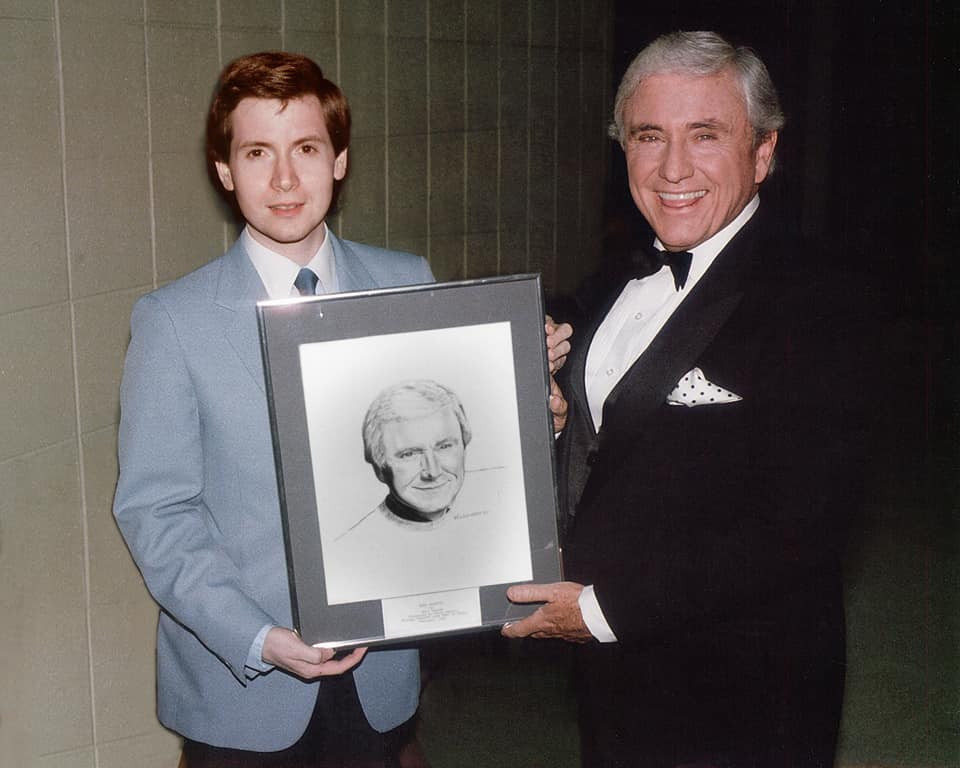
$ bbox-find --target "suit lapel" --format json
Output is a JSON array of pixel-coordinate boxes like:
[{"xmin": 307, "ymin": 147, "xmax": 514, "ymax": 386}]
[
  {"xmin": 212, "ymin": 232, "xmax": 381, "ymax": 393},
  {"xmin": 216, "ymin": 240, "xmax": 270, "ymax": 393},
  {"xmin": 330, "ymin": 233, "xmax": 378, "ymax": 292}
]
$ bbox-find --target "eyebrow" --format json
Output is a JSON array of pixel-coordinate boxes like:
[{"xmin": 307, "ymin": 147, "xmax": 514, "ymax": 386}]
[
  {"xmin": 235, "ymin": 134, "xmax": 328, "ymax": 150},
  {"xmin": 628, "ymin": 119, "xmax": 731, "ymax": 134},
  {"xmin": 688, "ymin": 119, "xmax": 730, "ymax": 132},
  {"xmin": 235, "ymin": 140, "xmax": 270, "ymax": 150}
]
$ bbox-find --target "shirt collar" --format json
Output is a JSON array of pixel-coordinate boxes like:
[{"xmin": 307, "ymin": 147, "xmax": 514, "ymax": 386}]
[
  {"xmin": 653, "ymin": 194, "xmax": 760, "ymax": 291},
  {"xmin": 242, "ymin": 224, "xmax": 339, "ymax": 300}
]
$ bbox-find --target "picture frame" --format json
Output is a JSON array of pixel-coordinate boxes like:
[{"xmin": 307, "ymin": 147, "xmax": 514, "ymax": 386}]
[{"xmin": 257, "ymin": 274, "xmax": 563, "ymax": 648}]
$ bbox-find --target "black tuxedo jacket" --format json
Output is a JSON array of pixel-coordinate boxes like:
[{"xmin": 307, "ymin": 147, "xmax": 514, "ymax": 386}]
[{"xmin": 558, "ymin": 206, "xmax": 854, "ymax": 768}]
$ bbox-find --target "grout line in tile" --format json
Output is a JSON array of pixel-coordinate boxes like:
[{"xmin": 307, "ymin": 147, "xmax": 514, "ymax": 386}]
[
  {"xmin": 552, "ymin": 0, "xmax": 559, "ymax": 290},
  {"xmin": 495, "ymin": 3, "xmax": 502, "ymax": 274},
  {"xmin": 525, "ymin": 0, "xmax": 532, "ymax": 273},
  {"xmin": 422, "ymin": 0, "xmax": 429, "ymax": 260},
  {"xmin": 144, "ymin": 1, "xmax": 158, "ymax": 288},
  {"xmin": 52, "ymin": 1, "xmax": 100, "ymax": 764}
]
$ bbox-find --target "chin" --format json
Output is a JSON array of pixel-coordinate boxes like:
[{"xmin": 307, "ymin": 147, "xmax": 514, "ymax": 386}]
[{"xmin": 655, "ymin": 223, "xmax": 707, "ymax": 249}]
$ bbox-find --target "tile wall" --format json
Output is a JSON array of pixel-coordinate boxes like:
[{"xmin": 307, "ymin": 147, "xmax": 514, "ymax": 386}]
[{"xmin": 0, "ymin": 1, "xmax": 612, "ymax": 766}]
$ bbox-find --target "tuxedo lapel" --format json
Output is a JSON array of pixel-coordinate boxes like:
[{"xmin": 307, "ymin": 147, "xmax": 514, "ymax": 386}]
[
  {"xmin": 565, "ymin": 281, "xmax": 632, "ymax": 433},
  {"xmin": 557, "ymin": 280, "xmax": 638, "ymax": 521},
  {"xmin": 596, "ymin": 217, "xmax": 761, "ymax": 447},
  {"xmin": 599, "ymin": 279, "xmax": 743, "ymax": 436},
  {"xmin": 215, "ymin": 240, "xmax": 269, "ymax": 393}
]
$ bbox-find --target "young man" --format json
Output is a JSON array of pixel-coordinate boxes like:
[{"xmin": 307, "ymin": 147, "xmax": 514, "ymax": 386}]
[
  {"xmin": 114, "ymin": 52, "xmax": 433, "ymax": 767},
  {"xmin": 116, "ymin": 51, "xmax": 571, "ymax": 767}
]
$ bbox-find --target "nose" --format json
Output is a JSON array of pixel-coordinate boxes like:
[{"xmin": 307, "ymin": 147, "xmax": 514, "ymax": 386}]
[
  {"xmin": 271, "ymin": 153, "xmax": 298, "ymax": 192},
  {"xmin": 420, "ymin": 450, "xmax": 440, "ymax": 479},
  {"xmin": 659, "ymin": 139, "xmax": 693, "ymax": 183}
]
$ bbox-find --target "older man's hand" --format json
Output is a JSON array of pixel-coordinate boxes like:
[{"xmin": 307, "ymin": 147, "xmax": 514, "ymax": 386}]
[
  {"xmin": 545, "ymin": 315, "xmax": 573, "ymax": 374},
  {"xmin": 549, "ymin": 374, "xmax": 568, "ymax": 433},
  {"xmin": 501, "ymin": 581, "xmax": 593, "ymax": 643}
]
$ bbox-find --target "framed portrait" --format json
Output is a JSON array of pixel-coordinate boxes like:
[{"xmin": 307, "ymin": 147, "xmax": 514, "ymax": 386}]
[{"xmin": 257, "ymin": 274, "xmax": 563, "ymax": 648}]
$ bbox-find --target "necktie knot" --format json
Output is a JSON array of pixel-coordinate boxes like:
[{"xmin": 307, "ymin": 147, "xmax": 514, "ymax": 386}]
[
  {"xmin": 294, "ymin": 268, "xmax": 319, "ymax": 296},
  {"xmin": 651, "ymin": 248, "xmax": 693, "ymax": 291}
]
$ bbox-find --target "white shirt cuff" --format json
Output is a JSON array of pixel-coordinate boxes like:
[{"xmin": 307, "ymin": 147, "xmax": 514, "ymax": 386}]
[
  {"xmin": 578, "ymin": 585, "xmax": 618, "ymax": 642},
  {"xmin": 244, "ymin": 623, "xmax": 277, "ymax": 678}
]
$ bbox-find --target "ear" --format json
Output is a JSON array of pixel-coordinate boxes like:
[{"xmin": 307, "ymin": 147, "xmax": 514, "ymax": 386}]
[
  {"xmin": 215, "ymin": 160, "xmax": 235, "ymax": 191},
  {"xmin": 753, "ymin": 130, "xmax": 778, "ymax": 183},
  {"xmin": 333, "ymin": 148, "xmax": 348, "ymax": 181}
]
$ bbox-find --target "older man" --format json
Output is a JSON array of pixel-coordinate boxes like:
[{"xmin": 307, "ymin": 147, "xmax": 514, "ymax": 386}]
[{"xmin": 504, "ymin": 32, "xmax": 850, "ymax": 768}]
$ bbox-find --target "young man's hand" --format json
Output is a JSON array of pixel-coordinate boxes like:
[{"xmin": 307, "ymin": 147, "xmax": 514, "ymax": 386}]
[{"xmin": 262, "ymin": 627, "xmax": 367, "ymax": 679}]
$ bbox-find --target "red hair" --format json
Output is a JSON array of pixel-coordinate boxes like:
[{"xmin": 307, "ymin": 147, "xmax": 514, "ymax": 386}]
[{"xmin": 205, "ymin": 51, "xmax": 350, "ymax": 169}]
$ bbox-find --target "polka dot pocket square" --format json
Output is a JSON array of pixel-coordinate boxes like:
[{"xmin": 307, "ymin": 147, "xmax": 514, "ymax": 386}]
[{"xmin": 666, "ymin": 367, "xmax": 743, "ymax": 407}]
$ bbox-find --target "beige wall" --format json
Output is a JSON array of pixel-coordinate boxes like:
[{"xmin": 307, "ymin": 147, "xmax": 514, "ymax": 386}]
[{"xmin": 0, "ymin": 2, "xmax": 611, "ymax": 766}]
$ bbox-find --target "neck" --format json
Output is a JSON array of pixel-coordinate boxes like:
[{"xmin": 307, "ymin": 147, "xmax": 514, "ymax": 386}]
[
  {"xmin": 248, "ymin": 221, "xmax": 327, "ymax": 267},
  {"xmin": 384, "ymin": 494, "xmax": 447, "ymax": 524}
]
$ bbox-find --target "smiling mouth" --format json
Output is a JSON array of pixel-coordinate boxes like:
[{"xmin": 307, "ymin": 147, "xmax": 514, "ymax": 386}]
[
  {"xmin": 658, "ymin": 190, "xmax": 707, "ymax": 202},
  {"xmin": 269, "ymin": 203, "xmax": 303, "ymax": 212},
  {"xmin": 413, "ymin": 480, "xmax": 450, "ymax": 492}
]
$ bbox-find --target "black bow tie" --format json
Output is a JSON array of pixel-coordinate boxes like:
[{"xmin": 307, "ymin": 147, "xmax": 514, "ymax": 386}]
[{"xmin": 650, "ymin": 247, "xmax": 693, "ymax": 291}]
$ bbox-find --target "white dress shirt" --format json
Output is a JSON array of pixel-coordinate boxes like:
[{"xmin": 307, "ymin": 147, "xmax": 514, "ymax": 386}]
[
  {"xmin": 577, "ymin": 195, "xmax": 760, "ymax": 642},
  {"xmin": 243, "ymin": 223, "xmax": 339, "ymax": 299},
  {"xmin": 241, "ymin": 223, "xmax": 337, "ymax": 674}
]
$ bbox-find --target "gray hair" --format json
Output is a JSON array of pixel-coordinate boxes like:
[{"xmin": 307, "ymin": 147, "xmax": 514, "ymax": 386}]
[
  {"xmin": 610, "ymin": 31, "xmax": 784, "ymax": 165},
  {"xmin": 362, "ymin": 380, "xmax": 472, "ymax": 469}
]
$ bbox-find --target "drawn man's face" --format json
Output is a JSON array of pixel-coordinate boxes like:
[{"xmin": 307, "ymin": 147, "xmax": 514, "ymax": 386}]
[{"xmin": 379, "ymin": 406, "xmax": 466, "ymax": 518}]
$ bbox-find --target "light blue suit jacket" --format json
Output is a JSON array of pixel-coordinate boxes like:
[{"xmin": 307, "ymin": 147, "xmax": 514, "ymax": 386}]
[{"xmin": 114, "ymin": 234, "xmax": 433, "ymax": 751}]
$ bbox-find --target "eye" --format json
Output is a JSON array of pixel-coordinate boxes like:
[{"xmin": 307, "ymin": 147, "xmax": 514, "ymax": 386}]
[
  {"xmin": 246, "ymin": 148, "xmax": 264, "ymax": 158},
  {"xmin": 628, "ymin": 131, "xmax": 659, "ymax": 145},
  {"xmin": 695, "ymin": 133, "xmax": 717, "ymax": 142},
  {"xmin": 396, "ymin": 449, "xmax": 419, "ymax": 460},
  {"xmin": 299, "ymin": 144, "xmax": 318, "ymax": 154},
  {"xmin": 435, "ymin": 440, "xmax": 457, "ymax": 451}
]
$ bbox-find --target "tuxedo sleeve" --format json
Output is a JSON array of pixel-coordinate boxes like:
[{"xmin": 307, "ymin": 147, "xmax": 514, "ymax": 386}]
[{"xmin": 113, "ymin": 295, "xmax": 277, "ymax": 682}]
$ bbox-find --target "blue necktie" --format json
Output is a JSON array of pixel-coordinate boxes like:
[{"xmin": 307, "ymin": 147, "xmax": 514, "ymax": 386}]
[{"xmin": 294, "ymin": 268, "xmax": 319, "ymax": 296}]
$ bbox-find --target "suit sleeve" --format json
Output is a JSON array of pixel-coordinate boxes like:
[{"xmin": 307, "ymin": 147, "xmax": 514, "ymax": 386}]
[
  {"xmin": 417, "ymin": 255, "xmax": 435, "ymax": 284},
  {"xmin": 113, "ymin": 294, "xmax": 276, "ymax": 682}
]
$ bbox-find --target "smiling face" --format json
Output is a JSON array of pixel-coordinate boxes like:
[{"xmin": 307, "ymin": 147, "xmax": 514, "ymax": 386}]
[
  {"xmin": 623, "ymin": 70, "xmax": 777, "ymax": 251},
  {"xmin": 215, "ymin": 95, "xmax": 348, "ymax": 265},
  {"xmin": 378, "ymin": 407, "xmax": 466, "ymax": 519}
]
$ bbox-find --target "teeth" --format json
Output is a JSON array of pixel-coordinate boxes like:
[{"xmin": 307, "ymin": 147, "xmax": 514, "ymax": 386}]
[{"xmin": 659, "ymin": 190, "xmax": 706, "ymax": 201}]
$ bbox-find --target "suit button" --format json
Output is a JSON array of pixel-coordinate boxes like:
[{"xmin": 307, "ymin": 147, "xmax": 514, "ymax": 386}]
[{"xmin": 586, "ymin": 451, "xmax": 599, "ymax": 466}]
